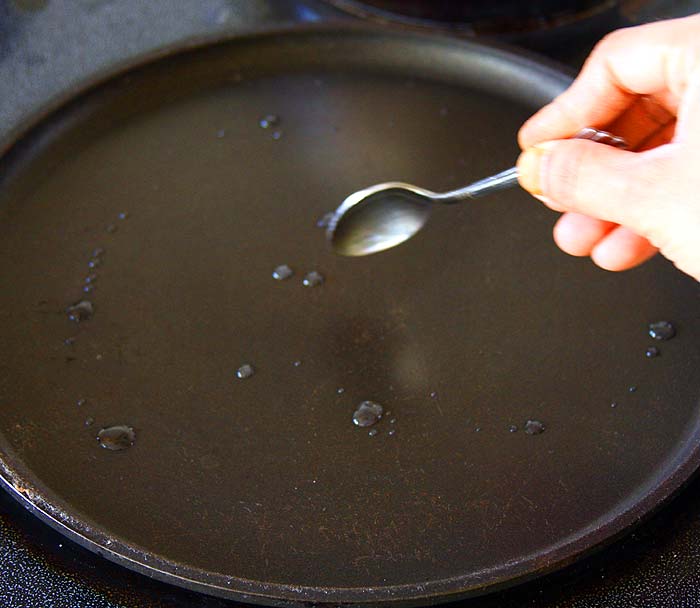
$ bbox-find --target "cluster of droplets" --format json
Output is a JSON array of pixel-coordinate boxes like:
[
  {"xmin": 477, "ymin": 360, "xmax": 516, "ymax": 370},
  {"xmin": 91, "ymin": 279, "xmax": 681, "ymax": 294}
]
[
  {"xmin": 63, "ymin": 212, "xmax": 137, "ymax": 452},
  {"xmin": 272, "ymin": 264, "xmax": 324, "ymax": 288},
  {"xmin": 259, "ymin": 114, "xmax": 282, "ymax": 140},
  {"xmin": 609, "ymin": 321, "xmax": 676, "ymax": 410}
]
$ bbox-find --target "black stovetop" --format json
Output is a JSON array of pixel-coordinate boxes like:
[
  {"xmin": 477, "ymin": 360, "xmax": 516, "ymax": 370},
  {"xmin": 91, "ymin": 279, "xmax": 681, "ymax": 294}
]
[{"xmin": 1, "ymin": 1, "xmax": 700, "ymax": 606}]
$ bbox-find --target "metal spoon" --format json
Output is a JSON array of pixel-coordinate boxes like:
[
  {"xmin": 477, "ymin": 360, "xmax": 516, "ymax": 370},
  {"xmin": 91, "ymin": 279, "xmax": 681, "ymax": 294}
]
[{"xmin": 327, "ymin": 128, "xmax": 626, "ymax": 257}]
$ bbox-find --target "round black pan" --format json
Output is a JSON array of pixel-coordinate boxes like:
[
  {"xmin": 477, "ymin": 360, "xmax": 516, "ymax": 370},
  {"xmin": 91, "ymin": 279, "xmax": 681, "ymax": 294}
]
[{"xmin": 0, "ymin": 25, "xmax": 699, "ymax": 607}]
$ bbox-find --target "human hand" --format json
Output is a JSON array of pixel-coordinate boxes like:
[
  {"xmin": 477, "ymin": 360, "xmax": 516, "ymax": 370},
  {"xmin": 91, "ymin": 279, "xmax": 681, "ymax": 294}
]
[{"xmin": 516, "ymin": 14, "xmax": 700, "ymax": 282}]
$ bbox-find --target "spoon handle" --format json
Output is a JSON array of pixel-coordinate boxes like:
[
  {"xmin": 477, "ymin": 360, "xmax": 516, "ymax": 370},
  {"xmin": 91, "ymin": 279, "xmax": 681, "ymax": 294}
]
[
  {"xmin": 453, "ymin": 166, "xmax": 520, "ymax": 199},
  {"xmin": 438, "ymin": 128, "xmax": 628, "ymax": 202}
]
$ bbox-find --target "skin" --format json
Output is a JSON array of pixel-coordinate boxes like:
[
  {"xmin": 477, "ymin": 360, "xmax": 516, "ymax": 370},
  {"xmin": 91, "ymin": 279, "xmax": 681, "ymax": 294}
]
[{"xmin": 516, "ymin": 14, "xmax": 700, "ymax": 282}]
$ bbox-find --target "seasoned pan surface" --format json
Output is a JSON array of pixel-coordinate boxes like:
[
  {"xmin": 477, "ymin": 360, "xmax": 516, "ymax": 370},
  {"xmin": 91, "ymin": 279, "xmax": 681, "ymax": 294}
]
[{"xmin": 0, "ymin": 26, "xmax": 699, "ymax": 606}]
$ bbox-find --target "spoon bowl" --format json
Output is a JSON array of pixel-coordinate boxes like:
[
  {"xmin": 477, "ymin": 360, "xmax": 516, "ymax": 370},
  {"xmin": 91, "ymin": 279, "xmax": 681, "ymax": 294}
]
[{"xmin": 327, "ymin": 182, "xmax": 433, "ymax": 256}]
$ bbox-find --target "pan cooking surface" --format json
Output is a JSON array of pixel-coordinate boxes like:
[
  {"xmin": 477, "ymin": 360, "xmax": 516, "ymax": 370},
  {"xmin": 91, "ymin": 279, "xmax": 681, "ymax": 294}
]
[{"xmin": 0, "ymin": 27, "xmax": 699, "ymax": 605}]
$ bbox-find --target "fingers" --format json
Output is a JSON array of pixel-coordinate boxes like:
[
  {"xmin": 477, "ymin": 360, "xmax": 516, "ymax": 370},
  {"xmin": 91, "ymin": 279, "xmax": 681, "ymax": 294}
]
[
  {"xmin": 552, "ymin": 213, "xmax": 658, "ymax": 271},
  {"xmin": 517, "ymin": 139, "xmax": 674, "ymax": 232},
  {"xmin": 519, "ymin": 14, "xmax": 700, "ymax": 149},
  {"xmin": 552, "ymin": 213, "xmax": 616, "ymax": 257},
  {"xmin": 590, "ymin": 226, "xmax": 658, "ymax": 271},
  {"xmin": 676, "ymin": 64, "xmax": 700, "ymax": 140}
]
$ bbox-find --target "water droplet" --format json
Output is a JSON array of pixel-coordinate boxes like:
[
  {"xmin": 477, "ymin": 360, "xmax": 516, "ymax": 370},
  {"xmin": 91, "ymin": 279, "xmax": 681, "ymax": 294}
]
[
  {"xmin": 106, "ymin": 224, "xmax": 117, "ymax": 234},
  {"xmin": 87, "ymin": 258, "xmax": 101, "ymax": 269},
  {"xmin": 316, "ymin": 212, "xmax": 334, "ymax": 229},
  {"xmin": 272, "ymin": 130, "xmax": 283, "ymax": 140},
  {"xmin": 429, "ymin": 391, "xmax": 438, "ymax": 399},
  {"xmin": 64, "ymin": 337, "xmax": 76, "ymax": 346},
  {"xmin": 629, "ymin": 385, "xmax": 637, "ymax": 393},
  {"xmin": 272, "ymin": 264, "xmax": 293, "ymax": 281},
  {"xmin": 336, "ymin": 387, "xmax": 345, "ymax": 394},
  {"xmin": 92, "ymin": 248, "xmax": 105, "ymax": 257},
  {"xmin": 85, "ymin": 274, "xmax": 97, "ymax": 284},
  {"xmin": 76, "ymin": 399, "xmax": 86, "ymax": 407},
  {"xmin": 649, "ymin": 321, "xmax": 675, "ymax": 341},
  {"xmin": 236, "ymin": 364, "xmax": 255, "ymax": 379},
  {"xmin": 389, "ymin": 418, "xmax": 396, "ymax": 424},
  {"xmin": 84, "ymin": 417, "xmax": 94, "ymax": 427},
  {"xmin": 352, "ymin": 401, "xmax": 383, "ymax": 427},
  {"xmin": 67, "ymin": 300, "xmax": 94, "ymax": 323},
  {"xmin": 97, "ymin": 425, "xmax": 135, "ymax": 451},
  {"xmin": 645, "ymin": 346, "xmax": 660, "ymax": 358},
  {"xmin": 293, "ymin": 360, "xmax": 302, "ymax": 367},
  {"xmin": 83, "ymin": 284, "xmax": 96, "ymax": 294},
  {"xmin": 508, "ymin": 425, "xmax": 518, "ymax": 433},
  {"xmin": 216, "ymin": 129, "xmax": 226, "ymax": 139},
  {"xmin": 474, "ymin": 427, "xmax": 481, "ymax": 433},
  {"xmin": 388, "ymin": 429, "xmax": 396, "ymax": 436},
  {"xmin": 524, "ymin": 420, "xmax": 545, "ymax": 435},
  {"xmin": 118, "ymin": 211, "xmax": 129, "ymax": 220},
  {"xmin": 259, "ymin": 114, "xmax": 279, "ymax": 129},
  {"xmin": 611, "ymin": 402, "xmax": 618, "ymax": 408},
  {"xmin": 368, "ymin": 429, "xmax": 379, "ymax": 437},
  {"xmin": 302, "ymin": 271, "xmax": 324, "ymax": 287}
]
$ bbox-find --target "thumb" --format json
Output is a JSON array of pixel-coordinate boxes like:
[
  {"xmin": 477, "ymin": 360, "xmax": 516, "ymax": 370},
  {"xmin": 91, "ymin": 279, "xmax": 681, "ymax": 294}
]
[{"xmin": 516, "ymin": 139, "xmax": 671, "ymax": 231}]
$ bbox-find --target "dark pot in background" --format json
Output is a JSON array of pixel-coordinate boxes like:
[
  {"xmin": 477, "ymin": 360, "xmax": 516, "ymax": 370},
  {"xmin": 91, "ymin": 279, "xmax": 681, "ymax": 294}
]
[{"xmin": 321, "ymin": 0, "xmax": 622, "ymax": 51}]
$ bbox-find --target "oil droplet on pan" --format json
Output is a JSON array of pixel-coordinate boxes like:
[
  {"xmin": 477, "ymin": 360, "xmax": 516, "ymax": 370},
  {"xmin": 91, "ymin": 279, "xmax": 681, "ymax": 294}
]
[
  {"xmin": 236, "ymin": 364, "xmax": 255, "ymax": 379},
  {"xmin": 97, "ymin": 425, "xmax": 135, "ymax": 451},
  {"xmin": 368, "ymin": 429, "xmax": 379, "ymax": 437},
  {"xmin": 648, "ymin": 321, "xmax": 675, "ymax": 341},
  {"xmin": 628, "ymin": 385, "xmax": 637, "ymax": 393},
  {"xmin": 352, "ymin": 401, "xmax": 383, "ymax": 427},
  {"xmin": 336, "ymin": 387, "xmax": 345, "ymax": 395},
  {"xmin": 508, "ymin": 425, "xmax": 518, "ymax": 433},
  {"xmin": 106, "ymin": 224, "xmax": 117, "ymax": 234},
  {"xmin": 645, "ymin": 346, "xmax": 660, "ymax": 358},
  {"xmin": 84, "ymin": 417, "xmax": 94, "ymax": 427},
  {"xmin": 302, "ymin": 271, "xmax": 324, "ymax": 287},
  {"xmin": 272, "ymin": 264, "xmax": 293, "ymax": 280},
  {"xmin": 118, "ymin": 212, "xmax": 129, "ymax": 220},
  {"xmin": 67, "ymin": 300, "xmax": 94, "ymax": 323},
  {"xmin": 611, "ymin": 402, "xmax": 618, "ymax": 408},
  {"xmin": 259, "ymin": 114, "xmax": 279, "ymax": 129},
  {"xmin": 524, "ymin": 420, "xmax": 545, "ymax": 435},
  {"xmin": 293, "ymin": 360, "xmax": 302, "ymax": 367}
]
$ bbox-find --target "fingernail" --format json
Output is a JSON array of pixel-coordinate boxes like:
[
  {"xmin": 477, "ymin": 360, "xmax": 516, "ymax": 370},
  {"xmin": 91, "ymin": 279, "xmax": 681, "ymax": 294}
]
[{"xmin": 516, "ymin": 142, "xmax": 555, "ymax": 197}]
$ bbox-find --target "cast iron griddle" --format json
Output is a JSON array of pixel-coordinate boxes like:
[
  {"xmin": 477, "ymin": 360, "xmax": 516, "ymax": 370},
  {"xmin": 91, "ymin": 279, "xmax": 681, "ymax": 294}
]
[{"xmin": 0, "ymin": 25, "xmax": 699, "ymax": 606}]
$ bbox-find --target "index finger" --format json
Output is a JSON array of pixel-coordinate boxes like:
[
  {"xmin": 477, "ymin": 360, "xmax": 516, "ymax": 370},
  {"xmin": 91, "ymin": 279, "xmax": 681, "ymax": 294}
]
[{"xmin": 518, "ymin": 14, "xmax": 700, "ymax": 149}]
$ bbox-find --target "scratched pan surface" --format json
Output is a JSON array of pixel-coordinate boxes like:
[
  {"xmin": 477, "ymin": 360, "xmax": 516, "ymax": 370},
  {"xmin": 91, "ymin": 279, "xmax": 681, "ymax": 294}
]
[{"xmin": 0, "ymin": 25, "xmax": 699, "ymax": 606}]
